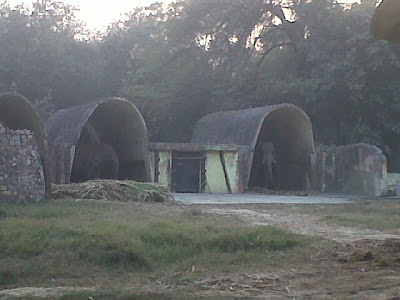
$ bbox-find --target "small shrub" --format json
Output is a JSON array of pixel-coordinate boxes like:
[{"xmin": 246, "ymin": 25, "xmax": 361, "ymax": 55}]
[
  {"xmin": 208, "ymin": 227, "xmax": 302, "ymax": 253},
  {"xmin": 188, "ymin": 207, "xmax": 202, "ymax": 216},
  {"xmin": 138, "ymin": 222, "xmax": 200, "ymax": 263},
  {"xmin": 0, "ymin": 208, "xmax": 7, "ymax": 219},
  {"xmin": 139, "ymin": 223, "xmax": 194, "ymax": 248},
  {"xmin": 0, "ymin": 268, "xmax": 16, "ymax": 286},
  {"xmin": 99, "ymin": 244, "xmax": 150, "ymax": 270},
  {"xmin": 70, "ymin": 228, "xmax": 151, "ymax": 270}
]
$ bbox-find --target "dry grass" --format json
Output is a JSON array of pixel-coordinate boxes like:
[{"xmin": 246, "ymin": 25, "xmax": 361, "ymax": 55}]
[{"xmin": 51, "ymin": 180, "xmax": 173, "ymax": 203}]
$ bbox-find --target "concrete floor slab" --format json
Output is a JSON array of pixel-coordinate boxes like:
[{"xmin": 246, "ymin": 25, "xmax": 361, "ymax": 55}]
[{"xmin": 173, "ymin": 193, "xmax": 355, "ymax": 205}]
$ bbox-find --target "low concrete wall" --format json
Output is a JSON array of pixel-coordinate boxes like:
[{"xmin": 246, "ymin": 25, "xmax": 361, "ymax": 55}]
[
  {"xmin": 312, "ymin": 143, "xmax": 387, "ymax": 196},
  {"xmin": 149, "ymin": 143, "xmax": 248, "ymax": 193},
  {"xmin": 387, "ymin": 173, "xmax": 400, "ymax": 195},
  {"xmin": 148, "ymin": 150, "xmax": 171, "ymax": 188},
  {"xmin": 204, "ymin": 150, "xmax": 246, "ymax": 193},
  {"xmin": 0, "ymin": 124, "xmax": 45, "ymax": 202}
]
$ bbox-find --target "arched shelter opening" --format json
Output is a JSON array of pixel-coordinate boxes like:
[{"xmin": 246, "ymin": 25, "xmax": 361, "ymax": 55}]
[
  {"xmin": 46, "ymin": 98, "xmax": 150, "ymax": 184},
  {"xmin": 192, "ymin": 104, "xmax": 314, "ymax": 191},
  {"xmin": 248, "ymin": 107, "xmax": 314, "ymax": 190},
  {"xmin": 0, "ymin": 92, "xmax": 51, "ymax": 194}
]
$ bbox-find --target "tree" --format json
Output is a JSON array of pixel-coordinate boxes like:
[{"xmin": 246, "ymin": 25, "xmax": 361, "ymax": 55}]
[
  {"xmin": 3, "ymin": 0, "xmax": 400, "ymax": 170},
  {"xmin": 117, "ymin": 0, "xmax": 294, "ymax": 141},
  {"xmin": 0, "ymin": 1, "xmax": 104, "ymax": 117}
]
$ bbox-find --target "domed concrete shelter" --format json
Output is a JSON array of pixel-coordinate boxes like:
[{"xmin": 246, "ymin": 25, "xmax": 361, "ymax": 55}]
[
  {"xmin": 0, "ymin": 92, "xmax": 51, "ymax": 197},
  {"xmin": 46, "ymin": 97, "xmax": 150, "ymax": 184},
  {"xmin": 192, "ymin": 104, "xmax": 314, "ymax": 190},
  {"xmin": 371, "ymin": 0, "xmax": 400, "ymax": 43}
]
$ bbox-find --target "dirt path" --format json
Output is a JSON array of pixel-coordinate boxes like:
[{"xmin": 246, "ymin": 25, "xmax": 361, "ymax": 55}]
[
  {"xmin": 206, "ymin": 207, "xmax": 400, "ymax": 242},
  {"xmin": 201, "ymin": 205, "xmax": 400, "ymax": 299},
  {"xmin": 0, "ymin": 287, "xmax": 96, "ymax": 299},
  {"xmin": 176, "ymin": 193, "xmax": 400, "ymax": 242}
]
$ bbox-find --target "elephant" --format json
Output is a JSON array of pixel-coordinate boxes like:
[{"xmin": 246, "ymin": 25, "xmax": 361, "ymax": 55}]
[
  {"xmin": 79, "ymin": 122, "xmax": 102, "ymax": 145},
  {"xmin": 71, "ymin": 142, "xmax": 119, "ymax": 182},
  {"xmin": 261, "ymin": 141, "xmax": 276, "ymax": 189}
]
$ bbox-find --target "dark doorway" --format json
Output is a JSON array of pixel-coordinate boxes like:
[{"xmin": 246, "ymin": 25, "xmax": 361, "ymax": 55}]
[
  {"xmin": 172, "ymin": 151, "xmax": 205, "ymax": 193},
  {"xmin": 119, "ymin": 160, "xmax": 147, "ymax": 181},
  {"xmin": 248, "ymin": 109, "xmax": 313, "ymax": 191}
]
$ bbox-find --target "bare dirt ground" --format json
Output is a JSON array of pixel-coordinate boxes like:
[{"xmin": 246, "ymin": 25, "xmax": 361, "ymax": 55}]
[
  {"xmin": 206, "ymin": 206, "xmax": 400, "ymax": 243},
  {"xmin": 193, "ymin": 199, "xmax": 400, "ymax": 299}
]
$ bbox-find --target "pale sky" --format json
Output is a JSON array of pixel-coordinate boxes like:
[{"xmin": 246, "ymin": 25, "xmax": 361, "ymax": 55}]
[
  {"xmin": 9, "ymin": 0, "xmax": 170, "ymax": 30},
  {"xmin": 8, "ymin": 0, "xmax": 364, "ymax": 31}
]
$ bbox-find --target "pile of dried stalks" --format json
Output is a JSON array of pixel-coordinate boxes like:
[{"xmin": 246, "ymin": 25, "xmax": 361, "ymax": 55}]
[{"xmin": 51, "ymin": 180, "xmax": 173, "ymax": 202}]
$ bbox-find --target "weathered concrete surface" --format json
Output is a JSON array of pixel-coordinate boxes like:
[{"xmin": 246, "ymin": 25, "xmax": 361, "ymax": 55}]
[
  {"xmin": 387, "ymin": 173, "xmax": 400, "ymax": 195},
  {"xmin": 148, "ymin": 143, "xmax": 248, "ymax": 193},
  {"xmin": 371, "ymin": 0, "xmax": 400, "ymax": 43},
  {"xmin": 192, "ymin": 104, "xmax": 314, "ymax": 190},
  {"xmin": 205, "ymin": 150, "xmax": 243, "ymax": 193},
  {"xmin": 313, "ymin": 143, "xmax": 387, "ymax": 197},
  {"xmin": 46, "ymin": 98, "xmax": 150, "ymax": 184},
  {"xmin": 158, "ymin": 151, "xmax": 172, "ymax": 187},
  {"xmin": 173, "ymin": 193, "xmax": 353, "ymax": 205}
]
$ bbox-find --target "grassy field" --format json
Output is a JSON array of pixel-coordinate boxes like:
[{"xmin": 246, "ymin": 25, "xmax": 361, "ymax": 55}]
[
  {"xmin": 300, "ymin": 199, "xmax": 400, "ymax": 230},
  {"xmin": 1, "ymin": 198, "xmax": 399, "ymax": 299},
  {"xmin": 0, "ymin": 200, "xmax": 308, "ymax": 298}
]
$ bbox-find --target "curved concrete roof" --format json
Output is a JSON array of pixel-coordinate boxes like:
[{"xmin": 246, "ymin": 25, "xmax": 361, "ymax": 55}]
[
  {"xmin": 192, "ymin": 103, "xmax": 313, "ymax": 149},
  {"xmin": 46, "ymin": 97, "xmax": 150, "ymax": 183},
  {"xmin": 371, "ymin": 0, "xmax": 400, "ymax": 43},
  {"xmin": 0, "ymin": 92, "xmax": 51, "ymax": 195},
  {"xmin": 192, "ymin": 104, "xmax": 314, "ymax": 188}
]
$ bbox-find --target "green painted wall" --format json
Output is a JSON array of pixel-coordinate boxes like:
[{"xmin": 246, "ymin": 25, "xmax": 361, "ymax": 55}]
[
  {"xmin": 204, "ymin": 151, "xmax": 239, "ymax": 193},
  {"xmin": 150, "ymin": 148, "xmax": 243, "ymax": 194},
  {"xmin": 205, "ymin": 152, "xmax": 229, "ymax": 193}
]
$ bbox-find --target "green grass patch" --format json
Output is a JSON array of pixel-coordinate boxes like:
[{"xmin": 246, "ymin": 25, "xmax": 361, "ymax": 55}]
[
  {"xmin": 0, "ymin": 200, "xmax": 306, "ymax": 288},
  {"xmin": 322, "ymin": 213, "xmax": 400, "ymax": 230},
  {"xmin": 59, "ymin": 292, "xmax": 170, "ymax": 300},
  {"xmin": 312, "ymin": 200, "xmax": 400, "ymax": 230},
  {"xmin": 58, "ymin": 291, "xmax": 235, "ymax": 299},
  {"xmin": 0, "ymin": 267, "xmax": 17, "ymax": 286},
  {"xmin": 279, "ymin": 200, "xmax": 400, "ymax": 230}
]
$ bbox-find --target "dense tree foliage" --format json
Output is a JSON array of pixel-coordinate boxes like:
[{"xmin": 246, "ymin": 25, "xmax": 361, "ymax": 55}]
[
  {"xmin": 2, "ymin": 0, "xmax": 400, "ymax": 169},
  {"xmin": 0, "ymin": 0, "xmax": 108, "ymax": 117}
]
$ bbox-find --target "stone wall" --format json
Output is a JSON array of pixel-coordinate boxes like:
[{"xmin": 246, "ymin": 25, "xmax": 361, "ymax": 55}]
[
  {"xmin": 312, "ymin": 143, "xmax": 387, "ymax": 197},
  {"xmin": 0, "ymin": 123, "xmax": 45, "ymax": 202}
]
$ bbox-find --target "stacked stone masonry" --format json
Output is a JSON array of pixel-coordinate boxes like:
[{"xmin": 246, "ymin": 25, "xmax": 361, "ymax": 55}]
[{"xmin": 0, "ymin": 123, "xmax": 45, "ymax": 202}]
